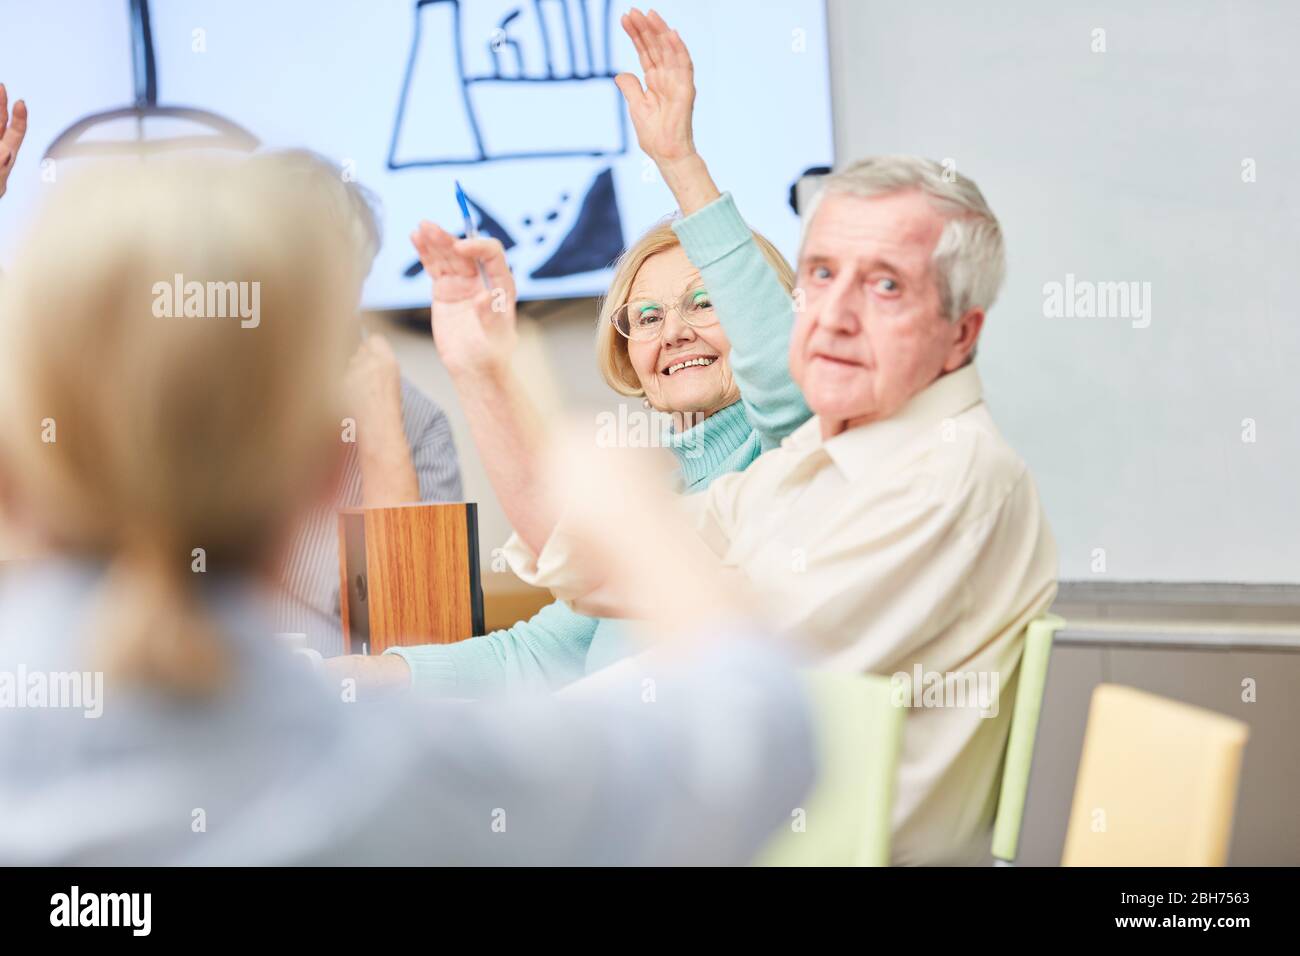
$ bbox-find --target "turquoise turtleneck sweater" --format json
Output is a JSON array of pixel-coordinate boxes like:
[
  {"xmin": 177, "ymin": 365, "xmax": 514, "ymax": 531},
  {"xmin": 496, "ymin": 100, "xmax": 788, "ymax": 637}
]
[{"xmin": 388, "ymin": 192, "xmax": 810, "ymax": 695}]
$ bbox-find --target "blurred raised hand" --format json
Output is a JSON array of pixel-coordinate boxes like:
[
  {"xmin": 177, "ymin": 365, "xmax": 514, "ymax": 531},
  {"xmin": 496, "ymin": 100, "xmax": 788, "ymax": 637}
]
[
  {"xmin": 343, "ymin": 334, "xmax": 420, "ymax": 507},
  {"xmin": 344, "ymin": 334, "xmax": 404, "ymax": 433},
  {"xmin": 0, "ymin": 85, "xmax": 29, "ymax": 200},
  {"xmin": 411, "ymin": 220, "xmax": 555, "ymax": 553},
  {"xmin": 411, "ymin": 222, "xmax": 518, "ymax": 380}
]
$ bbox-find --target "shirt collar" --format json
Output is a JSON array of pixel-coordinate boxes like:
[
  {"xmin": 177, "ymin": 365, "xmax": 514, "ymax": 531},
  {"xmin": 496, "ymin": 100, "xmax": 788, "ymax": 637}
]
[{"xmin": 782, "ymin": 364, "xmax": 985, "ymax": 482}]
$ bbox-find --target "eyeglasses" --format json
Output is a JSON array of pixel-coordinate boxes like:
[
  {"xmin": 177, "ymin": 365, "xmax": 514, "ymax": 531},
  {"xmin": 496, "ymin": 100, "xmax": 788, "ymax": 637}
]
[{"xmin": 611, "ymin": 287, "xmax": 717, "ymax": 341}]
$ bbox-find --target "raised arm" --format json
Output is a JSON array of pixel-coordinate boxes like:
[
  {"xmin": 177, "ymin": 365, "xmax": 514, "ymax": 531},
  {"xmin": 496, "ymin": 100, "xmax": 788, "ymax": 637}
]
[
  {"xmin": 410, "ymin": 223, "xmax": 557, "ymax": 555},
  {"xmin": 343, "ymin": 335, "xmax": 421, "ymax": 507},
  {"xmin": 617, "ymin": 11, "xmax": 810, "ymax": 448},
  {"xmin": 0, "ymin": 85, "xmax": 29, "ymax": 200},
  {"xmin": 615, "ymin": 9, "xmax": 719, "ymax": 216}
]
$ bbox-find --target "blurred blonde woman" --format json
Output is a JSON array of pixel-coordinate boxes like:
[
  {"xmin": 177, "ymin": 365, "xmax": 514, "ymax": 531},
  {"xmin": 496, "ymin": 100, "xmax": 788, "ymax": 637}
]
[
  {"xmin": 338, "ymin": 8, "xmax": 811, "ymax": 694},
  {"xmin": 0, "ymin": 154, "xmax": 812, "ymax": 864}
]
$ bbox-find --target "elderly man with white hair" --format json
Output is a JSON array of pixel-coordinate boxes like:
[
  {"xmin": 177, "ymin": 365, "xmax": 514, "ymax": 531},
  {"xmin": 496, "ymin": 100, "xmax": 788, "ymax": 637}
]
[{"xmin": 508, "ymin": 156, "xmax": 1058, "ymax": 865}]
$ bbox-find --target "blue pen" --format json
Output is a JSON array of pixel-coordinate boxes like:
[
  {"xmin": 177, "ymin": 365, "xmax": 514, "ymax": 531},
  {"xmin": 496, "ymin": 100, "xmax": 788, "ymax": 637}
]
[{"xmin": 454, "ymin": 180, "xmax": 491, "ymax": 289}]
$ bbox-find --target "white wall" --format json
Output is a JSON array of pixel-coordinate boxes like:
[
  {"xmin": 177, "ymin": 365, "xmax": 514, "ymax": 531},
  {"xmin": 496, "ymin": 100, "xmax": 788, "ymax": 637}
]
[{"xmin": 826, "ymin": 0, "xmax": 1300, "ymax": 582}]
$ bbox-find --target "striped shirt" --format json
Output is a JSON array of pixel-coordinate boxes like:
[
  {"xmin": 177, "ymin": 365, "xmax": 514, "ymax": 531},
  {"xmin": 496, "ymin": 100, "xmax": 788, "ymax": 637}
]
[{"xmin": 274, "ymin": 377, "xmax": 462, "ymax": 657}]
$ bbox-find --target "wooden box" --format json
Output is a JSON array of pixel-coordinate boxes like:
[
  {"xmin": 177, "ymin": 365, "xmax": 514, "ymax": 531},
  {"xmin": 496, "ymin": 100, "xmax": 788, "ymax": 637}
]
[{"xmin": 338, "ymin": 503, "xmax": 485, "ymax": 655}]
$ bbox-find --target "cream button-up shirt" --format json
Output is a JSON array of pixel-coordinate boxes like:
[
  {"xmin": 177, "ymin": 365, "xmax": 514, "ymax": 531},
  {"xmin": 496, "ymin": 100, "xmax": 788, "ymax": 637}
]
[{"xmin": 507, "ymin": 364, "xmax": 1058, "ymax": 864}]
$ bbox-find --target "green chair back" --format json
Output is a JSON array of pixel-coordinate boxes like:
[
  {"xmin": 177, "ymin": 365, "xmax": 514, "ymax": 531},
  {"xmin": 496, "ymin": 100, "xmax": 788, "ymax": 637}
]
[
  {"xmin": 757, "ymin": 670, "xmax": 904, "ymax": 866},
  {"xmin": 991, "ymin": 613, "xmax": 1066, "ymax": 863}
]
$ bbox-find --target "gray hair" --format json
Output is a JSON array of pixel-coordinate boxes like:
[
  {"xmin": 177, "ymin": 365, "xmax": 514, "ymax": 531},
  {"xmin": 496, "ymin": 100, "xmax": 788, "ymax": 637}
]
[{"xmin": 800, "ymin": 156, "xmax": 1005, "ymax": 322}]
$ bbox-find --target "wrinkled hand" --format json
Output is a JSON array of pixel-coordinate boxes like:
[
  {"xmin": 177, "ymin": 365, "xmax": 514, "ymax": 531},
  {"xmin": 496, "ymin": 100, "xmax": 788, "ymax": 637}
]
[
  {"xmin": 0, "ymin": 85, "xmax": 29, "ymax": 200},
  {"xmin": 344, "ymin": 334, "xmax": 404, "ymax": 431},
  {"xmin": 411, "ymin": 221, "xmax": 518, "ymax": 380},
  {"xmin": 615, "ymin": 8, "xmax": 697, "ymax": 166}
]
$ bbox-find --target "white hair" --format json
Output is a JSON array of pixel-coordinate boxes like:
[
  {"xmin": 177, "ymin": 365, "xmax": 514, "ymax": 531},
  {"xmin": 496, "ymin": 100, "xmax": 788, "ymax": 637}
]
[{"xmin": 800, "ymin": 156, "xmax": 1006, "ymax": 322}]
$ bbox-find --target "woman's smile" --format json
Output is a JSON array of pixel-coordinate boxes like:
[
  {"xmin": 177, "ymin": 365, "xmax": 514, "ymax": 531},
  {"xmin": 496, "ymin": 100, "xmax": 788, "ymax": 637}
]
[{"xmin": 661, "ymin": 353, "xmax": 718, "ymax": 376}]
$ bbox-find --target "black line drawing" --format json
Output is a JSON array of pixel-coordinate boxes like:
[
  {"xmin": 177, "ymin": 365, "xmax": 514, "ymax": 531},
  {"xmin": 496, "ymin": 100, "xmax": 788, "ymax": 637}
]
[
  {"xmin": 404, "ymin": 169, "xmax": 626, "ymax": 282},
  {"xmin": 388, "ymin": 0, "xmax": 627, "ymax": 168},
  {"xmin": 529, "ymin": 166, "xmax": 622, "ymax": 279},
  {"xmin": 45, "ymin": 0, "xmax": 258, "ymax": 159},
  {"xmin": 489, "ymin": 10, "xmax": 526, "ymax": 77},
  {"xmin": 403, "ymin": 185, "xmax": 519, "ymax": 277},
  {"xmin": 394, "ymin": 1, "xmax": 628, "ymax": 283}
]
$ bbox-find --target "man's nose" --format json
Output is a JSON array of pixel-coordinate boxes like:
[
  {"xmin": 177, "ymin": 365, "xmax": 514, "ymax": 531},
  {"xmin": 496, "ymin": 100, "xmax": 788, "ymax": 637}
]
[{"xmin": 817, "ymin": 274, "xmax": 862, "ymax": 333}]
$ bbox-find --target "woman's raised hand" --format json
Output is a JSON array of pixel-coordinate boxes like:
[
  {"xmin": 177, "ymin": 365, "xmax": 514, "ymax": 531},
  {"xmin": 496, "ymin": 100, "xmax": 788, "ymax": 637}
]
[
  {"xmin": 614, "ymin": 10, "xmax": 720, "ymax": 215},
  {"xmin": 411, "ymin": 222, "xmax": 518, "ymax": 380},
  {"xmin": 615, "ymin": 8, "xmax": 697, "ymax": 166}
]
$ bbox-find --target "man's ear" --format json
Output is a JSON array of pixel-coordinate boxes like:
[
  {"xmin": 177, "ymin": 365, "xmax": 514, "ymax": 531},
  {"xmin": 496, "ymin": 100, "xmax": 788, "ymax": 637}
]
[{"xmin": 943, "ymin": 308, "xmax": 985, "ymax": 372}]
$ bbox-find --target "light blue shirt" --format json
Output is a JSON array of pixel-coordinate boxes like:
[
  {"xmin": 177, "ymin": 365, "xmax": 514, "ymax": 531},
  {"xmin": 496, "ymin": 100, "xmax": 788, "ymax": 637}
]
[{"xmin": 0, "ymin": 559, "xmax": 814, "ymax": 865}]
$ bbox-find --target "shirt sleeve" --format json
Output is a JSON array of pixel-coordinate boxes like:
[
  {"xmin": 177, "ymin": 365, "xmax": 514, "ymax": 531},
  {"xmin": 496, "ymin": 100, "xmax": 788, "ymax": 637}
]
[
  {"xmin": 671, "ymin": 193, "xmax": 811, "ymax": 451},
  {"xmin": 384, "ymin": 600, "xmax": 598, "ymax": 698}
]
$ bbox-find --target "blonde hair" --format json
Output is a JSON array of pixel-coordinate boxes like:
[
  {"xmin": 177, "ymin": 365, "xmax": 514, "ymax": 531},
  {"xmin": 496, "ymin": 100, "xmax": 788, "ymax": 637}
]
[
  {"xmin": 250, "ymin": 148, "xmax": 383, "ymax": 281},
  {"xmin": 596, "ymin": 220, "xmax": 797, "ymax": 396},
  {"xmin": 0, "ymin": 156, "xmax": 357, "ymax": 696}
]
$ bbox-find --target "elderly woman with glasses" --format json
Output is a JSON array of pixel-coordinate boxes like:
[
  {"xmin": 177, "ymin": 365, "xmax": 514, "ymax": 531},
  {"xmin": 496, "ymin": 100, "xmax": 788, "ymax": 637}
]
[{"xmin": 331, "ymin": 9, "xmax": 811, "ymax": 694}]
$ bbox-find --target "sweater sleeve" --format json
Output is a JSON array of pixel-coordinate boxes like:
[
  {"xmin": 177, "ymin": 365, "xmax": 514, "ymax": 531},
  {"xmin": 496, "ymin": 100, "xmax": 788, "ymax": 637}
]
[
  {"xmin": 671, "ymin": 193, "xmax": 811, "ymax": 450},
  {"xmin": 385, "ymin": 599, "xmax": 598, "ymax": 698}
]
